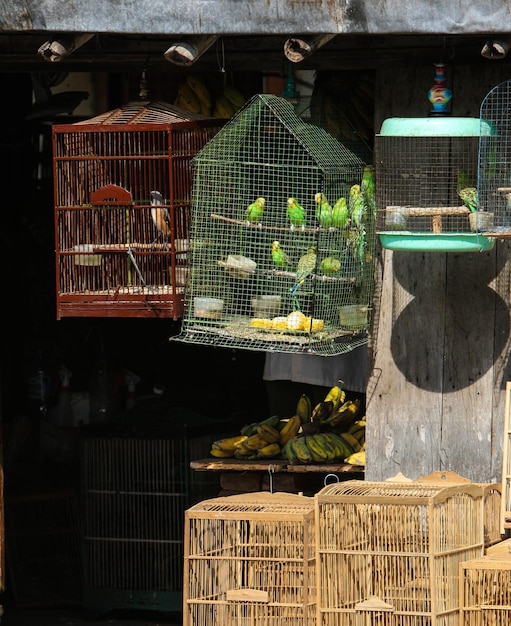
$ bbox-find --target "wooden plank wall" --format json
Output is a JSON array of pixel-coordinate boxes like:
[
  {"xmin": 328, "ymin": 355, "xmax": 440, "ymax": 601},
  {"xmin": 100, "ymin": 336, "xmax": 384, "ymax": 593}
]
[{"xmin": 366, "ymin": 62, "xmax": 511, "ymax": 483}]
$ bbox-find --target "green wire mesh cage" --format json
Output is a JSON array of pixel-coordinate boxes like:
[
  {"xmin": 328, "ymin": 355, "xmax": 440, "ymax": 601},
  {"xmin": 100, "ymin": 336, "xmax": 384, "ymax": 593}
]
[{"xmin": 172, "ymin": 94, "xmax": 376, "ymax": 355}]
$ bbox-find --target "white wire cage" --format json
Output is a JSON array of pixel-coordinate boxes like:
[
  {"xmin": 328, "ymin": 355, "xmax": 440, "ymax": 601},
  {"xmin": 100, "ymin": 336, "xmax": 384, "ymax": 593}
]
[{"xmin": 478, "ymin": 78, "xmax": 511, "ymax": 237}]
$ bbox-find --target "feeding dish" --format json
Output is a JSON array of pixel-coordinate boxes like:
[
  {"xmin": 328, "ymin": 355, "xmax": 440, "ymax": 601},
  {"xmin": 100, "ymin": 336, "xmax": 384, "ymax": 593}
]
[
  {"xmin": 378, "ymin": 232, "xmax": 495, "ymax": 252},
  {"xmin": 379, "ymin": 117, "xmax": 494, "ymax": 137}
]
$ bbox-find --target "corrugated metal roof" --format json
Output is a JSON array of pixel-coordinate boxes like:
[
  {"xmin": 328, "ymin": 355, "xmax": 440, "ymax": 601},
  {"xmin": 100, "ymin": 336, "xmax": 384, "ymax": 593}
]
[{"xmin": 3, "ymin": 0, "xmax": 511, "ymax": 36}]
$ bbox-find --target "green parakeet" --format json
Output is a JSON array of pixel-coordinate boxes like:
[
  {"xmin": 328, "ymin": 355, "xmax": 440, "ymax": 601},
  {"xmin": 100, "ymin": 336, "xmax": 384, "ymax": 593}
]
[
  {"xmin": 349, "ymin": 184, "xmax": 365, "ymax": 227},
  {"xmin": 245, "ymin": 197, "xmax": 265, "ymax": 224},
  {"xmin": 287, "ymin": 197, "xmax": 306, "ymax": 230},
  {"xmin": 458, "ymin": 187, "xmax": 479, "ymax": 213},
  {"xmin": 319, "ymin": 256, "xmax": 341, "ymax": 276},
  {"xmin": 314, "ymin": 192, "xmax": 333, "ymax": 228},
  {"xmin": 332, "ymin": 196, "xmax": 349, "ymax": 228},
  {"xmin": 271, "ymin": 240, "xmax": 291, "ymax": 268},
  {"xmin": 290, "ymin": 246, "xmax": 317, "ymax": 296},
  {"xmin": 361, "ymin": 165, "xmax": 376, "ymax": 217}
]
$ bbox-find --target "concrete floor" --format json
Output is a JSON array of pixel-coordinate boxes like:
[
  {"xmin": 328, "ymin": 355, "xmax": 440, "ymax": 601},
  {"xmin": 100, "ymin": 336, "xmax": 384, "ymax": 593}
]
[{"xmin": 0, "ymin": 606, "xmax": 182, "ymax": 625}]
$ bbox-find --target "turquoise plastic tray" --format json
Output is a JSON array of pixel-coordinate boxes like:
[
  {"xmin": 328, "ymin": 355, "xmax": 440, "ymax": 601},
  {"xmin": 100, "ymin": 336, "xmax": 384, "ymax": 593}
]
[
  {"xmin": 378, "ymin": 117, "xmax": 494, "ymax": 137},
  {"xmin": 379, "ymin": 232, "xmax": 495, "ymax": 253}
]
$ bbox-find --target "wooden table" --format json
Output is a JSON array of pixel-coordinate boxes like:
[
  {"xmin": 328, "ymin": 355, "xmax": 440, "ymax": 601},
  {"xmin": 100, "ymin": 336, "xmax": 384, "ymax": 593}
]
[{"xmin": 190, "ymin": 458, "xmax": 364, "ymax": 496}]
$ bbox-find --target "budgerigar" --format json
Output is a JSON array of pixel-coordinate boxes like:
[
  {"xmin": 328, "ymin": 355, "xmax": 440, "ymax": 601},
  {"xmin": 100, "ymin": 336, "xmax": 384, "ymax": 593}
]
[
  {"xmin": 245, "ymin": 197, "xmax": 265, "ymax": 224},
  {"xmin": 349, "ymin": 184, "xmax": 365, "ymax": 228},
  {"xmin": 271, "ymin": 240, "xmax": 291, "ymax": 269},
  {"xmin": 290, "ymin": 245, "xmax": 317, "ymax": 296},
  {"xmin": 314, "ymin": 192, "xmax": 333, "ymax": 228},
  {"xmin": 458, "ymin": 187, "xmax": 479, "ymax": 213},
  {"xmin": 361, "ymin": 165, "xmax": 376, "ymax": 217},
  {"xmin": 319, "ymin": 256, "xmax": 341, "ymax": 276},
  {"xmin": 287, "ymin": 197, "xmax": 306, "ymax": 230},
  {"xmin": 332, "ymin": 196, "xmax": 349, "ymax": 228}
]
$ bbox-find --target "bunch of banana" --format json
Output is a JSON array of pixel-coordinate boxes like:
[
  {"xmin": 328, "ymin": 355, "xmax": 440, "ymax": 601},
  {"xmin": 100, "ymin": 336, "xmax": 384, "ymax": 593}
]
[
  {"xmin": 323, "ymin": 398, "xmax": 362, "ymax": 430},
  {"xmin": 210, "ymin": 415, "xmax": 284, "ymax": 460},
  {"xmin": 212, "ymin": 84, "xmax": 247, "ymax": 119},
  {"xmin": 175, "ymin": 82, "xmax": 202, "ymax": 114},
  {"xmin": 186, "ymin": 75, "xmax": 212, "ymax": 116},
  {"xmin": 210, "ymin": 435, "xmax": 248, "ymax": 458}
]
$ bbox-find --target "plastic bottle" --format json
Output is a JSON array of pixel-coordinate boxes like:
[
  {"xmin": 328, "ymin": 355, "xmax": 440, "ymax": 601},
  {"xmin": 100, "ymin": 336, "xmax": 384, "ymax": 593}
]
[
  {"xmin": 53, "ymin": 365, "xmax": 73, "ymax": 427},
  {"xmin": 89, "ymin": 353, "xmax": 114, "ymax": 424},
  {"xmin": 27, "ymin": 352, "xmax": 52, "ymax": 420}
]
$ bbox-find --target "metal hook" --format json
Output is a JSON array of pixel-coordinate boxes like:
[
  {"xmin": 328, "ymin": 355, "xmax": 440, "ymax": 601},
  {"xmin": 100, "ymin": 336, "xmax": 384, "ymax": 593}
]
[
  {"xmin": 268, "ymin": 464, "xmax": 275, "ymax": 493},
  {"xmin": 323, "ymin": 473, "xmax": 340, "ymax": 486}
]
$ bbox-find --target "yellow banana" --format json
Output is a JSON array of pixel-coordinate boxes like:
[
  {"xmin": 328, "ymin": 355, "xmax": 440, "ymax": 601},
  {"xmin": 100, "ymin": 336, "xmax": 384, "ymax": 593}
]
[
  {"xmin": 345, "ymin": 451, "xmax": 366, "ymax": 466},
  {"xmin": 279, "ymin": 415, "xmax": 301, "ymax": 446},
  {"xmin": 340, "ymin": 432, "xmax": 362, "ymax": 453},
  {"xmin": 210, "ymin": 447, "xmax": 234, "ymax": 458},
  {"xmin": 257, "ymin": 442, "xmax": 281, "ymax": 459},
  {"xmin": 242, "ymin": 434, "xmax": 270, "ymax": 451},
  {"xmin": 328, "ymin": 399, "xmax": 361, "ymax": 429},
  {"xmin": 213, "ymin": 94, "xmax": 236, "ymax": 119},
  {"xmin": 311, "ymin": 400, "xmax": 334, "ymax": 424},
  {"xmin": 234, "ymin": 447, "xmax": 257, "ymax": 460},
  {"xmin": 186, "ymin": 75, "xmax": 212, "ymax": 109},
  {"xmin": 177, "ymin": 82, "xmax": 201, "ymax": 113},
  {"xmin": 296, "ymin": 394, "xmax": 312, "ymax": 424},
  {"xmin": 212, "ymin": 435, "xmax": 248, "ymax": 452},
  {"xmin": 256, "ymin": 423, "xmax": 280, "ymax": 444},
  {"xmin": 324, "ymin": 385, "xmax": 346, "ymax": 411},
  {"xmin": 223, "ymin": 84, "xmax": 246, "ymax": 109}
]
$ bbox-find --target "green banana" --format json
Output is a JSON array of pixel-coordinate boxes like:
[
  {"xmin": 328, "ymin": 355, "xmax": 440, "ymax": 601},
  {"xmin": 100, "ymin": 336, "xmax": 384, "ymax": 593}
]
[
  {"xmin": 240, "ymin": 422, "xmax": 259, "ymax": 437},
  {"xmin": 305, "ymin": 434, "xmax": 331, "ymax": 463},
  {"xmin": 291, "ymin": 437, "xmax": 313, "ymax": 464},
  {"xmin": 282, "ymin": 438, "xmax": 297, "ymax": 463},
  {"xmin": 259, "ymin": 415, "xmax": 281, "ymax": 428}
]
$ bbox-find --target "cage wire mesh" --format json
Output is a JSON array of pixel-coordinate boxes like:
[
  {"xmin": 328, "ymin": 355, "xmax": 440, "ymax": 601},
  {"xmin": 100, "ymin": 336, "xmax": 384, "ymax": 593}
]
[
  {"xmin": 80, "ymin": 422, "xmax": 227, "ymax": 615},
  {"xmin": 173, "ymin": 94, "xmax": 376, "ymax": 356},
  {"xmin": 52, "ymin": 101, "xmax": 223, "ymax": 319},
  {"xmin": 478, "ymin": 78, "xmax": 511, "ymax": 236},
  {"xmin": 375, "ymin": 117, "xmax": 495, "ymax": 252}
]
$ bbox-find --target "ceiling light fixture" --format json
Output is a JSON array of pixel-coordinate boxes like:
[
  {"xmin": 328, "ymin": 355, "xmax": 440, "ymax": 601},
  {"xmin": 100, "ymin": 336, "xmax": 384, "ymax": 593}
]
[
  {"xmin": 481, "ymin": 39, "xmax": 510, "ymax": 60},
  {"xmin": 38, "ymin": 33, "xmax": 95, "ymax": 62},
  {"xmin": 164, "ymin": 35, "xmax": 218, "ymax": 66},
  {"xmin": 284, "ymin": 34, "xmax": 336, "ymax": 63}
]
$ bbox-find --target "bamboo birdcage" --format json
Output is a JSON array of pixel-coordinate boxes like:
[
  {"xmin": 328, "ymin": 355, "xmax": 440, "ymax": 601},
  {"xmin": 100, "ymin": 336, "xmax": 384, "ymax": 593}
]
[
  {"xmin": 459, "ymin": 553, "xmax": 511, "ymax": 626},
  {"xmin": 173, "ymin": 94, "xmax": 376, "ymax": 356},
  {"xmin": 183, "ymin": 491, "xmax": 317, "ymax": 626},
  {"xmin": 52, "ymin": 101, "xmax": 223, "ymax": 319},
  {"xmin": 315, "ymin": 479, "xmax": 486, "ymax": 626}
]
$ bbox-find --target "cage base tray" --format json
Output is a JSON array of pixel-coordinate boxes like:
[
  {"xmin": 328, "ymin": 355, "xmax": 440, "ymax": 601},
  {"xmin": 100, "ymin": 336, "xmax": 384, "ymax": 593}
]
[{"xmin": 378, "ymin": 231, "xmax": 495, "ymax": 252}]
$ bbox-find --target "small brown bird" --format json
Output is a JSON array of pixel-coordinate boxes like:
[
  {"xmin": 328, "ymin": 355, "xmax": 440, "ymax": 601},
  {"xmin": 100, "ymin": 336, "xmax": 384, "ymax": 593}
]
[{"xmin": 150, "ymin": 190, "xmax": 171, "ymax": 240}]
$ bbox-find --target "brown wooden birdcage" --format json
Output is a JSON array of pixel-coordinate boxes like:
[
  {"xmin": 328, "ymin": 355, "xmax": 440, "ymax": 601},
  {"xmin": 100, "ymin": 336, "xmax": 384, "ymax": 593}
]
[{"xmin": 52, "ymin": 101, "xmax": 223, "ymax": 319}]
